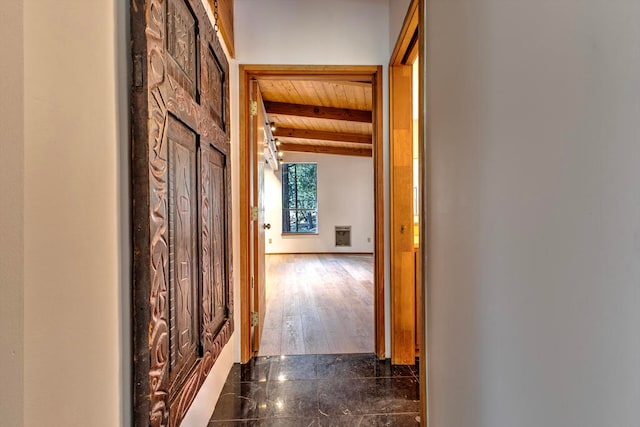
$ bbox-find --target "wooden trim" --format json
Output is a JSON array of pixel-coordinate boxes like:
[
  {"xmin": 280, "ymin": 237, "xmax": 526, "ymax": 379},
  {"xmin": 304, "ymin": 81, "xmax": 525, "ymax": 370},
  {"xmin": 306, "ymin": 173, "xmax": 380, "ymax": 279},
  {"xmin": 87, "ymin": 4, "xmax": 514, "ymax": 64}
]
[
  {"xmin": 373, "ymin": 66, "xmax": 385, "ymax": 360},
  {"xmin": 239, "ymin": 64, "xmax": 380, "ymax": 80},
  {"xmin": 239, "ymin": 68, "xmax": 252, "ymax": 363},
  {"xmin": 391, "ymin": 0, "xmax": 429, "ymax": 422},
  {"xmin": 240, "ymin": 64, "xmax": 385, "ymax": 362},
  {"xmin": 266, "ymin": 252, "xmax": 374, "ymax": 256},
  {"xmin": 273, "ymin": 128, "xmax": 372, "ymax": 145},
  {"xmin": 208, "ymin": 0, "xmax": 235, "ymax": 58},
  {"xmin": 390, "ymin": 0, "xmax": 419, "ymax": 65},
  {"xmin": 419, "ymin": 0, "xmax": 429, "ymax": 424},
  {"xmin": 251, "ymin": 74, "xmax": 378, "ymax": 81},
  {"xmin": 265, "ymin": 101, "xmax": 372, "ymax": 123},
  {"xmin": 389, "ymin": 64, "xmax": 415, "ymax": 365},
  {"xmin": 329, "ymin": 80, "xmax": 373, "ymax": 88},
  {"xmin": 403, "ymin": 30, "xmax": 419, "ymax": 65},
  {"xmin": 280, "ymin": 142, "xmax": 372, "ymax": 158}
]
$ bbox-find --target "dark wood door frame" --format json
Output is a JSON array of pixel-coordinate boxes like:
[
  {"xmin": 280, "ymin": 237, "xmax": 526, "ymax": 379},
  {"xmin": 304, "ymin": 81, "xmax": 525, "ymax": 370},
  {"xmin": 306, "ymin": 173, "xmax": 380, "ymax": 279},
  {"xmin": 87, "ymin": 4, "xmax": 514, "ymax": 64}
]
[{"xmin": 239, "ymin": 64, "xmax": 385, "ymax": 363}]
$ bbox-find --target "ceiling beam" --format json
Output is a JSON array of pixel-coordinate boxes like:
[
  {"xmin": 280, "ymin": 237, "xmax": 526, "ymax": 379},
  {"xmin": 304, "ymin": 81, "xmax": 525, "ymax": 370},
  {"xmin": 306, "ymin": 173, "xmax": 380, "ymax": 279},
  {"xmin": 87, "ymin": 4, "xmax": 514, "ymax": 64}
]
[
  {"xmin": 264, "ymin": 101, "xmax": 372, "ymax": 123},
  {"xmin": 273, "ymin": 127, "xmax": 372, "ymax": 145},
  {"xmin": 280, "ymin": 142, "xmax": 372, "ymax": 158}
]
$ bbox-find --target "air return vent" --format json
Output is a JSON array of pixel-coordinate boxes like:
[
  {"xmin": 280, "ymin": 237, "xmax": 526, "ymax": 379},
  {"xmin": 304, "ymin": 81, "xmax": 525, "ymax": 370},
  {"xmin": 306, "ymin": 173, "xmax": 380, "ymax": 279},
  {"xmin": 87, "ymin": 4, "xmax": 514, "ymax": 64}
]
[{"xmin": 335, "ymin": 226, "xmax": 351, "ymax": 247}]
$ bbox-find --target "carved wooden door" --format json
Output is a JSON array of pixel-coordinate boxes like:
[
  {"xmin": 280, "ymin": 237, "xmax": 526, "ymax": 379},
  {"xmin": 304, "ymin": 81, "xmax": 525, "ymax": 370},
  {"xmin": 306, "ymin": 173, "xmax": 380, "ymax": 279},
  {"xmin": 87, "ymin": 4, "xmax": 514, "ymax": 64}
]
[{"xmin": 130, "ymin": 0, "xmax": 232, "ymax": 425}]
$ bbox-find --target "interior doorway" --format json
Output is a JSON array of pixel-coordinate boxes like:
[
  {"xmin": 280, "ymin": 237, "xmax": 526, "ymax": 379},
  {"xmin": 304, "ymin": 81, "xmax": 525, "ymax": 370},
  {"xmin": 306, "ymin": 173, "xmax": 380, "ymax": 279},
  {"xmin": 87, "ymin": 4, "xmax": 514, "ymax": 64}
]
[
  {"xmin": 259, "ymin": 115, "xmax": 376, "ymax": 355},
  {"xmin": 239, "ymin": 65, "xmax": 385, "ymax": 364}
]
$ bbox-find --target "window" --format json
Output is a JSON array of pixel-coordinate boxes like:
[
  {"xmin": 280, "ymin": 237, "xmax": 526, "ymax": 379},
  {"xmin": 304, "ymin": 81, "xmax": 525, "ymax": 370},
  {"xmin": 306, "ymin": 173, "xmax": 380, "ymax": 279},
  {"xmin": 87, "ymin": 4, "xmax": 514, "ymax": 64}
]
[{"xmin": 282, "ymin": 163, "xmax": 318, "ymax": 233}]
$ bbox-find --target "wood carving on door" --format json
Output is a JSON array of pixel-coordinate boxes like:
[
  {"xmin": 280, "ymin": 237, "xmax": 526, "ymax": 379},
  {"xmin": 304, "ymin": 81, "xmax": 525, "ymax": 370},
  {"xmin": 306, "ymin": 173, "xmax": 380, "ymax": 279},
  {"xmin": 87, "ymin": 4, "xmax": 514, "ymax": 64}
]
[{"xmin": 131, "ymin": 0, "xmax": 232, "ymax": 425}]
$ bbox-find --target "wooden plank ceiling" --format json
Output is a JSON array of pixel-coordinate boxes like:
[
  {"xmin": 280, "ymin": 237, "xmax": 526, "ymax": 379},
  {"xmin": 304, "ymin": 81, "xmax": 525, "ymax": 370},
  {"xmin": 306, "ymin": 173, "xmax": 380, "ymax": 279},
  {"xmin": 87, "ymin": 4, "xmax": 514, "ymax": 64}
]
[{"xmin": 257, "ymin": 78, "xmax": 373, "ymax": 158}]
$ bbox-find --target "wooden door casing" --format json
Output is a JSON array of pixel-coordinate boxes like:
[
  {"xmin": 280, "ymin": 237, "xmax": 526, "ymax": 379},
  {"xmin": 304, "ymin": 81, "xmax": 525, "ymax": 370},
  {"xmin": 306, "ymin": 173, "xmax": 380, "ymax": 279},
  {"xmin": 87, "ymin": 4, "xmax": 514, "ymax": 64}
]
[
  {"xmin": 248, "ymin": 80, "xmax": 267, "ymax": 353},
  {"xmin": 239, "ymin": 65, "xmax": 386, "ymax": 363},
  {"xmin": 390, "ymin": 64, "xmax": 416, "ymax": 365},
  {"xmin": 131, "ymin": 0, "xmax": 232, "ymax": 425}
]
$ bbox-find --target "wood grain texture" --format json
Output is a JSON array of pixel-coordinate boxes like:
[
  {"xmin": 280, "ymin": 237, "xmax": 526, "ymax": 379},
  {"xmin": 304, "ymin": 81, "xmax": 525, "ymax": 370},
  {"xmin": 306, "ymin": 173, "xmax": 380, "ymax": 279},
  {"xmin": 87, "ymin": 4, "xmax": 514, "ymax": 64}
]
[
  {"xmin": 239, "ymin": 70, "xmax": 252, "ymax": 363},
  {"xmin": 373, "ymin": 67, "xmax": 386, "ymax": 359},
  {"xmin": 264, "ymin": 101, "xmax": 372, "ymax": 123},
  {"xmin": 279, "ymin": 142, "xmax": 372, "ymax": 157},
  {"xmin": 390, "ymin": 0, "xmax": 419, "ymax": 65},
  {"xmin": 131, "ymin": 0, "xmax": 233, "ymax": 425},
  {"xmin": 258, "ymin": 79, "xmax": 372, "ymax": 111},
  {"xmin": 167, "ymin": 116, "xmax": 199, "ymax": 391},
  {"xmin": 273, "ymin": 127, "xmax": 372, "ymax": 145},
  {"xmin": 258, "ymin": 254, "xmax": 374, "ymax": 356},
  {"xmin": 256, "ymin": 74, "xmax": 374, "ymax": 149},
  {"xmin": 251, "ymin": 80, "xmax": 267, "ymax": 352},
  {"xmin": 207, "ymin": 0, "xmax": 234, "ymax": 58},
  {"xmin": 219, "ymin": 0, "xmax": 234, "ymax": 57},
  {"xmin": 390, "ymin": 65, "xmax": 416, "ymax": 365},
  {"xmin": 268, "ymin": 114, "xmax": 372, "ymax": 136}
]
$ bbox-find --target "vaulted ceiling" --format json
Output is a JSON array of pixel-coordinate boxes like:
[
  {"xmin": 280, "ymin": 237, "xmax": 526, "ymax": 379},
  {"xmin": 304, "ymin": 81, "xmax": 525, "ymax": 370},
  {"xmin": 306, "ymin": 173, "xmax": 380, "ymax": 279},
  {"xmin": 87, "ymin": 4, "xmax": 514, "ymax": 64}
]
[{"xmin": 257, "ymin": 78, "xmax": 373, "ymax": 158}]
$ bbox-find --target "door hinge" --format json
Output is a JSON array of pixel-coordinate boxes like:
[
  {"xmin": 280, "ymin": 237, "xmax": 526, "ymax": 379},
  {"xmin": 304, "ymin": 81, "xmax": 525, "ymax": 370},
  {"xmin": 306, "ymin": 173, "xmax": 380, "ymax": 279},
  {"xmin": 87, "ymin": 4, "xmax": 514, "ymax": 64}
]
[
  {"xmin": 251, "ymin": 311, "xmax": 259, "ymax": 326},
  {"xmin": 250, "ymin": 206, "xmax": 258, "ymax": 221},
  {"xmin": 250, "ymin": 101, "xmax": 258, "ymax": 117},
  {"xmin": 133, "ymin": 53, "xmax": 144, "ymax": 88}
]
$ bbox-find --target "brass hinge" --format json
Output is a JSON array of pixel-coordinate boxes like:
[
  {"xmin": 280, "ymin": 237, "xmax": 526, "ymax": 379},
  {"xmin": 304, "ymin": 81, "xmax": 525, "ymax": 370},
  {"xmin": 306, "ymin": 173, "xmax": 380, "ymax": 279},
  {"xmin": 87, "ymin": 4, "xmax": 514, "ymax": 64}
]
[
  {"xmin": 250, "ymin": 206, "xmax": 258, "ymax": 221},
  {"xmin": 250, "ymin": 101, "xmax": 258, "ymax": 117},
  {"xmin": 251, "ymin": 311, "xmax": 259, "ymax": 326}
]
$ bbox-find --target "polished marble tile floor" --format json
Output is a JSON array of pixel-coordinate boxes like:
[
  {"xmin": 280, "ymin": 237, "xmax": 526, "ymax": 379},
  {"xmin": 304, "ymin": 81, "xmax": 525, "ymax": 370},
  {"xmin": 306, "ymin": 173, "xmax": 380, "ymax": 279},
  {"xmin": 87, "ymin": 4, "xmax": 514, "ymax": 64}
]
[{"xmin": 209, "ymin": 353, "xmax": 420, "ymax": 426}]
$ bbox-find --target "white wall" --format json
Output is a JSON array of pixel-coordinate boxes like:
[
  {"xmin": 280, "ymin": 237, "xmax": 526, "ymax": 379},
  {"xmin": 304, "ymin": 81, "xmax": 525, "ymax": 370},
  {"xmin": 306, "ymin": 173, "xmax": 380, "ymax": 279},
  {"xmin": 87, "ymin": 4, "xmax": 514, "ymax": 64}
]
[
  {"xmin": 236, "ymin": 0, "xmax": 390, "ymax": 65},
  {"xmin": 264, "ymin": 153, "xmax": 374, "ymax": 254},
  {"xmin": 425, "ymin": 1, "xmax": 640, "ymax": 426},
  {"xmin": 234, "ymin": 0, "xmax": 392, "ymax": 357},
  {"xmin": 388, "ymin": 0, "xmax": 412, "ymax": 52},
  {"xmin": 17, "ymin": 2, "xmax": 233, "ymax": 426},
  {"xmin": 181, "ymin": 341, "xmax": 234, "ymax": 426},
  {"xmin": 0, "ymin": 1, "xmax": 24, "ymax": 425},
  {"xmin": 22, "ymin": 0, "xmax": 127, "ymax": 425}
]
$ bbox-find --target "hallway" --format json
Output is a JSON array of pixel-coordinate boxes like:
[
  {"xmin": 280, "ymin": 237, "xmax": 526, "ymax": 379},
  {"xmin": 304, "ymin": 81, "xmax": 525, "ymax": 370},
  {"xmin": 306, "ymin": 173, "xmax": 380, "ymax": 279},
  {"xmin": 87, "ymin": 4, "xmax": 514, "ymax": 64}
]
[
  {"xmin": 209, "ymin": 353, "xmax": 420, "ymax": 426},
  {"xmin": 259, "ymin": 254, "xmax": 374, "ymax": 356}
]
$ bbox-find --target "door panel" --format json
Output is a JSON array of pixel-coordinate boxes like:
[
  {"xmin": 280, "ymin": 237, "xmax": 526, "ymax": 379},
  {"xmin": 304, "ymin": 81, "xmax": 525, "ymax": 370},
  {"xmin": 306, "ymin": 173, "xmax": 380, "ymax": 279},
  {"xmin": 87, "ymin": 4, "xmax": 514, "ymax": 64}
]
[
  {"xmin": 390, "ymin": 65, "xmax": 416, "ymax": 365},
  {"xmin": 203, "ymin": 146, "xmax": 228, "ymax": 337},
  {"xmin": 131, "ymin": 0, "xmax": 232, "ymax": 425},
  {"xmin": 210, "ymin": 149, "xmax": 228, "ymax": 333},
  {"xmin": 249, "ymin": 80, "xmax": 267, "ymax": 353},
  {"xmin": 167, "ymin": 116, "xmax": 199, "ymax": 391}
]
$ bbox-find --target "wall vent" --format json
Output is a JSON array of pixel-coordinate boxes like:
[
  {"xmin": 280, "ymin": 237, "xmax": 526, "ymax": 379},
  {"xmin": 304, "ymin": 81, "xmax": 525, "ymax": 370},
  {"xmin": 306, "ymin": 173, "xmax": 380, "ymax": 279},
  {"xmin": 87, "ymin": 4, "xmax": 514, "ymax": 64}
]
[{"xmin": 335, "ymin": 226, "xmax": 351, "ymax": 247}]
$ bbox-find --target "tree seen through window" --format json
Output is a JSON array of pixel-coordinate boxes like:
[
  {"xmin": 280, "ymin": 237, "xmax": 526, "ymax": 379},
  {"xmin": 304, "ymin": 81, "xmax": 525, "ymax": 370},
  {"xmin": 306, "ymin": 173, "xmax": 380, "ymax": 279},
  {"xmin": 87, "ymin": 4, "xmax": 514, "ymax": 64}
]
[{"xmin": 282, "ymin": 163, "xmax": 317, "ymax": 233}]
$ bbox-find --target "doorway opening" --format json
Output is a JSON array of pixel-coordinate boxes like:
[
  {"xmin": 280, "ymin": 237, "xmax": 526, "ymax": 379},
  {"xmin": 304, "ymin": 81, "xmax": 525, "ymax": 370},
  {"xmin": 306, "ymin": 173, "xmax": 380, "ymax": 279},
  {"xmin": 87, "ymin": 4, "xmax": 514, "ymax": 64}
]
[
  {"xmin": 239, "ymin": 65, "xmax": 384, "ymax": 363},
  {"xmin": 260, "ymin": 146, "xmax": 375, "ymax": 355}
]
